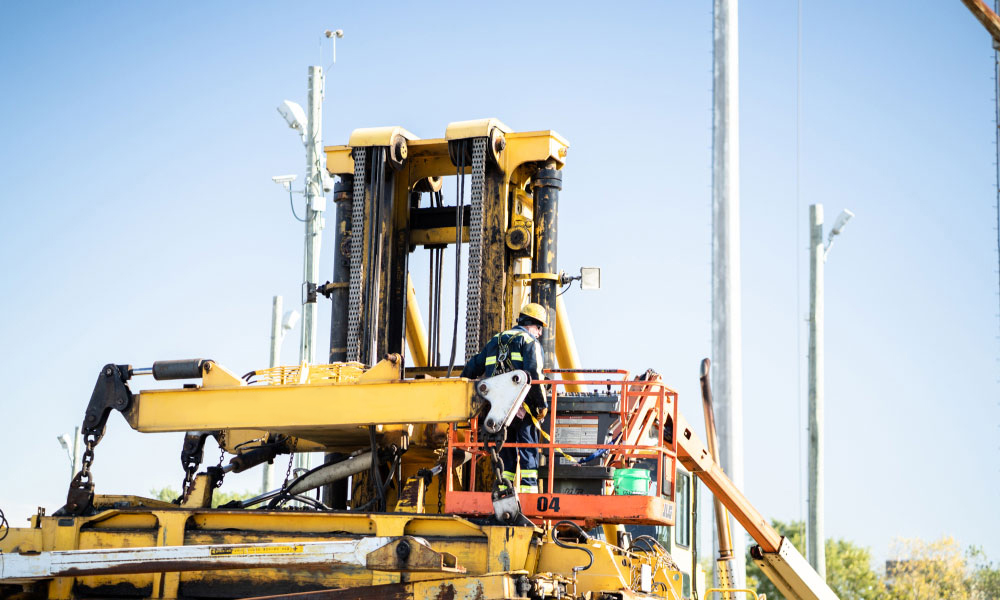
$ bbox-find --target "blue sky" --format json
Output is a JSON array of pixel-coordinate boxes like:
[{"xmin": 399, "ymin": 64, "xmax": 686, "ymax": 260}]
[{"xmin": 1, "ymin": 0, "xmax": 997, "ymax": 565}]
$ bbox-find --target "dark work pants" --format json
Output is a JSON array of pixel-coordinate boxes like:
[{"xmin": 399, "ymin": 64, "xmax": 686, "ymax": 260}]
[{"xmin": 499, "ymin": 415, "xmax": 540, "ymax": 492}]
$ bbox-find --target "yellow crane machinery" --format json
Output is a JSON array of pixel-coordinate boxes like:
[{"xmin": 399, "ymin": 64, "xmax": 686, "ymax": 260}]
[{"xmin": 0, "ymin": 119, "xmax": 837, "ymax": 600}]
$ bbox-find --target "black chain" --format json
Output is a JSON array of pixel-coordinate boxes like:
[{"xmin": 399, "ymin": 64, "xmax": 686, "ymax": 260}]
[
  {"xmin": 483, "ymin": 432, "xmax": 511, "ymax": 496},
  {"xmin": 437, "ymin": 471, "xmax": 444, "ymax": 514},
  {"xmin": 214, "ymin": 432, "xmax": 227, "ymax": 489},
  {"xmin": 280, "ymin": 438, "xmax": 299, "ymax": 491},
  {"xmin": 62, "ymin": 432, "xmax": 101, "ymax": 515},
  {"xmin": 179, "ymin": 462, "xmax": 198, "ymax": 503},
  {"xmin": 78, "ymin": 434, "xmax": 98, "ymax": 484}
]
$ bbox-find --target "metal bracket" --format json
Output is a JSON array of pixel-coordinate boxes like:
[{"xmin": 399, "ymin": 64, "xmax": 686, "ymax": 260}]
[
  {"xmin": 317, "ymin": 281, "xmax": 349, "ymax": 299},
  {"xmin": 491, "ymin": 487, "xmax": 523, "ymax": 524},
  {"xmin": 513, "ymin": 272, "xmax": 559, "ymax": 281},
  {"xmin": 476, "ymin": 370, "xmax": 530, "ymax": 434},
  {"xmin": 365, "ymin": 536, "xmax": 464, "ymax": 573},
  {"xmin": 58, "ymin": 364, "xmax": 135, "ymax": 516},
  {"xmin": 181, "ymin": 432, "xmax": 210, "ymax": 471},
  {"xmin": 82, "ymin": 364, "xmax": 134, "ymax": 439}
]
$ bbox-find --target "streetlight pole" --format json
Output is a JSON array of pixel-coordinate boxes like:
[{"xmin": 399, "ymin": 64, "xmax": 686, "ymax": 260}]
[
  {"xmin": 263, "ymin": 295, "xmax": 284, "ymax": 493},
  {"xmin": 57, "ymin": 427, "xmax": 82, "ymax": 479},
  {"xmin": 807, "ymin": 203, "xmax": 854, "ymax": 579},
  {"xmin": 300, "ymin": 65, "xmax": 325, "ymax": 370},
  {"xmin": 807, "ymin": 204, "xmax": 825, "ymax": 579}
]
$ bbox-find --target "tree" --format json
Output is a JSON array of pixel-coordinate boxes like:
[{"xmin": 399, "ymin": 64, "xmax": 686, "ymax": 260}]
[
  {"xmin": 149, "ymin": 486, "xmax": 257, "ymax": 508},
  {"xmin": 824, "ymin": 537, "xmax": 885, "ymax": 600},
  {"xmin": 966, "ymin": 546, "xmax": 1000, "ymax": 600},
  {"xmin": 745, "ymin": 520, "xmax": 883, "ymax": 600},
  {"xmin": 884, "ymin": 537, "xmax": 969, "ymax": 600},
  {"xmin": 745, "ymin": 519, "xmax": 804, "ymax": 600}
]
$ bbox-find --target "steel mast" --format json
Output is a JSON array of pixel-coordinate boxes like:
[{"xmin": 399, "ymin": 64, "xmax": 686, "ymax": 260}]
[{"xmin": 711, "ymin": 0, "xmax": 746, "ymax": 589}]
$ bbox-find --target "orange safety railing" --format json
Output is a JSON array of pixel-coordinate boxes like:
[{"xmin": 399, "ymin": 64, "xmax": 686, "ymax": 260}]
[{"xmin": 445, "ymin": 369, "xmax": 680, "ymax": 526}]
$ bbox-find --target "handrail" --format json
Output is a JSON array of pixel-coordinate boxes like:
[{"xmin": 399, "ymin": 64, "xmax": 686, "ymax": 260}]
[{"xmin": 447, "ymin": 368, "xmax": 679, "ymax": 506}]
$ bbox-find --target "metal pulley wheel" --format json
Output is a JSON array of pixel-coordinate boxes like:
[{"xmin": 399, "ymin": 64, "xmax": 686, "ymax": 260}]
[
  {"xmin": 388, "ymin": 133, "xmax": 408, "ymax": 171},
  {"xmin": 505, "ymin": 224, "xmax": 531, "ymax": 252},
  {"xmin": 412, "ymin": 176, "xmax": 443, "ymax": 193},
  {"xmin": 448, "ymin": 127, "xmax": 505, "ymax": 168},
  {"xmin": 487, "ymin": 126, "xmax": 506, "ymax": 167}
]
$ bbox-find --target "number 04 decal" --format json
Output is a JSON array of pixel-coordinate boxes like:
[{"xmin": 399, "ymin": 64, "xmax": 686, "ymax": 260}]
[{"xmin": 535, "ymin": 496, "xmax": 561, "ymax": 512}]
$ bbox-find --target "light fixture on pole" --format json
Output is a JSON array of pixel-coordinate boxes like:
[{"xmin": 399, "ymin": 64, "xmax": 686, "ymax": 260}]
[
  {"xmin": 824, "ymin": 209, "xmax": 855, "ymax": 259},
  {"xmin": 277, "ymin": 101, "xmax": 307, "ymax": 142},
  {"xmin": 807, "ymin": 204, "xmax": 855, "ymax": 580},
  {"xmin": 57, "ymin": 427, "xmax": 82, "ymax": 478}
]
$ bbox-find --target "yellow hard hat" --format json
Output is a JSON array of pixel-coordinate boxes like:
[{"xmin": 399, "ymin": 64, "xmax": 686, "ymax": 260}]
[{"xmin": 519, "ymin": 303, "xmax": 548, "ymax": 327}]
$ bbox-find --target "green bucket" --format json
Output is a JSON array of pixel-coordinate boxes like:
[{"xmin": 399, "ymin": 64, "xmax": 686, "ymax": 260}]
[{"xmin": 613, "ymin": 468, "xmax": 651, "ymax": 495}]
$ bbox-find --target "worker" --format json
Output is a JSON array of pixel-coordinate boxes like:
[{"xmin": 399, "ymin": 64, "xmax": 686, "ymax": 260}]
[{"xmin": 462, "ymin": 303, "xmax": 549, "ymax": 493}]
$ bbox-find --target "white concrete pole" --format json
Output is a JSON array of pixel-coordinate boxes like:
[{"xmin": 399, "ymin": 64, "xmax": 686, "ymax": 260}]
[
  {"xmin": 270, "ymin": 295, "xmax": 283, "ymax": 369},
  {"xmin": 712, "ymin": 0, "xmax": 746, "ymax": 588},
  {"xmin": 263, "ymin": 295, "xmax": 283, "ymax": 493},
  {"xmin": 71, "ymin": 426, "xmax": 82, "ymax": 475},
  {"xmin": 297, "ymin": 66, "xmax": 326, "ymax": 474},
  {"xmin": 807, "ymin": 203, "xmax": 826, "ymax": 578},
  {"xmin": 300, "ymin": 65, "xmax": 326, "ymax": 367}
]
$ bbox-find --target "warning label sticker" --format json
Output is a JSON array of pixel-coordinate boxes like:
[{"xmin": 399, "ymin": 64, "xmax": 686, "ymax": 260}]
[
  {"xmin": 554, "ymin": 416, "xmax": 599, "ymax": 446},
  {"xmin": 210, "ymin": 545, "xmax": 304, "ymax": 556}
]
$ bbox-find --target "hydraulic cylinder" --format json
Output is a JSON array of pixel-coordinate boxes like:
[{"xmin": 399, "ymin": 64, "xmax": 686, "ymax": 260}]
[
  {"xmin": 531, "ymin": 164, "xmax": 562, "ymax": 367},
  {"xmin": 329, "ymin": 178, "xmax": 353, "ymax": 363}
]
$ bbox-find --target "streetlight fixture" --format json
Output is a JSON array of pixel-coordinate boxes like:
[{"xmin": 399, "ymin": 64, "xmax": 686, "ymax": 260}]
[
  {"xmin": 824, "ymin": 209, "xmax": 855, "ymax": 260},
  {"xmin": 56, "ymin": 427, "xmax": 81, "ymax": 478},
  {"xmin": 277, "ymin": 101, "xmax": 307, "ymax": 140},
  {"xmin": 807, "ymin": 204, "xmax": 855, "ymax": 580}
]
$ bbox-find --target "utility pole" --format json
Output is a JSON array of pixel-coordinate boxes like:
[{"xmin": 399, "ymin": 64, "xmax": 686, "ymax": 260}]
[
  {"xmin": 807, "ymin": 203, "xmax": 854, "ymax": 579},
  {"xmin": 297, "ymin": 66, "xmax": 327, "ymax": 474},
  {"xmin": 262, "ymin": 295, "xmax": 283, "ymax": 493},
  {"xmin": 57, "ymin": 427, "xmax": 82, "ymax": 479},
  {"xmin": 712, "ymin": 0, "xmax": 746, "ymax": 589},
  {"xmin": 807, "ymin": 204, "xmax": 825, "ymax": 579},
  {"xmin": 300, "ymin": 65, "xmax": 326, "ymax": 369}
]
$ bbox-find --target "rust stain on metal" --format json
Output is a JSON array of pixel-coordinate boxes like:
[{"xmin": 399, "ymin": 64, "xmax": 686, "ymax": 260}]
[
  {"xmin": 398, "ymin": 484, "xmax": 420, "ymax": 506},
  {"xmin": 433, "ymin": 582, "xmax": 456, "ymax": 600}
]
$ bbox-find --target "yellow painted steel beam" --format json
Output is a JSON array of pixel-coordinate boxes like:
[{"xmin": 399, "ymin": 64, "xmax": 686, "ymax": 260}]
[
  {"xmin": 961, "ymin": 0, "xmax": 1000, "ymax": 42},
  {"xmin": 503, "ymin": 130, "xmax": 569, "ymax": 171},
  {"xmin": 445, "ymin": 118, "xmax": 512, "ymax": 139},
  {"xmin": 126, "ymin": 379, "xmax": 477, "ymax": 434},
  {"xmin": 409, "ymin": 226, "xmax": 470, "ymax": 246},
  {"xmin": 554, "ymin": 295, "xmax": 584, "ymax": 393},
  {"xmin": 325, "ymin": 127, "xmax": 569, "ymax": 181},
  {"xmin": 348, "ymin": 126, "xmax": 419, "ymax": 146},
  {"xmin": 405, "ymin": 275, "xmax": 429, "ymax": 368},
  {"xmin": 675, "ymin": 413, "xmax": 782, "ymax": 553}
]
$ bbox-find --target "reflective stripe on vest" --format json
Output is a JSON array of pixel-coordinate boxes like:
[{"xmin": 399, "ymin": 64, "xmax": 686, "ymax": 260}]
[{"xmin": 485, "ymin": 356, "xmax": 497, "ymax": 365}]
